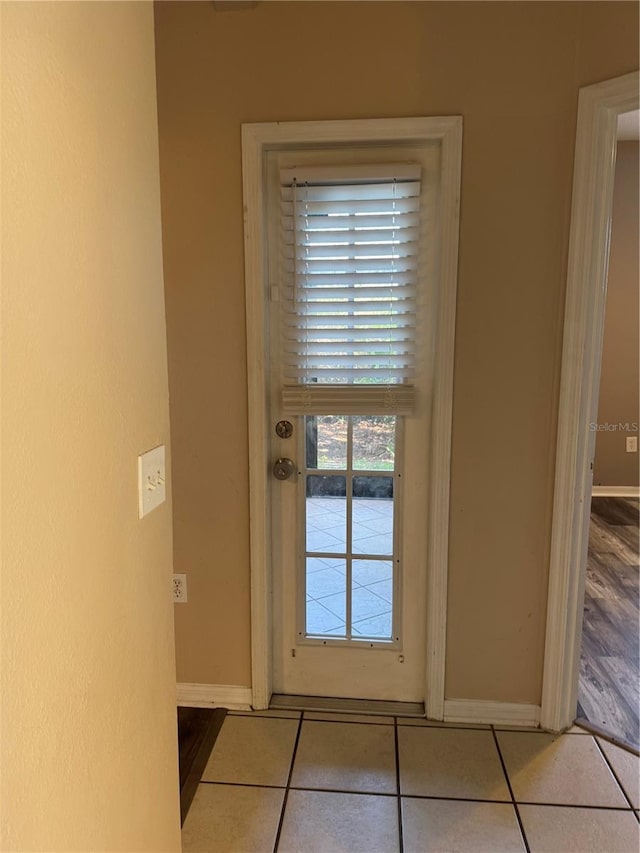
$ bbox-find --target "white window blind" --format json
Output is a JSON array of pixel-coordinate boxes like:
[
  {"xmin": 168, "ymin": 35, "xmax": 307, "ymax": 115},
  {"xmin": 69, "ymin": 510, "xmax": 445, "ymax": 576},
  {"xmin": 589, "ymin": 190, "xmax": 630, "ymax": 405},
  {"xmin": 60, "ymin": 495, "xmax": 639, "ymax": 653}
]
[{"xmin": 279, "ymin": 164, "xmax": 422, "ymax": 415}]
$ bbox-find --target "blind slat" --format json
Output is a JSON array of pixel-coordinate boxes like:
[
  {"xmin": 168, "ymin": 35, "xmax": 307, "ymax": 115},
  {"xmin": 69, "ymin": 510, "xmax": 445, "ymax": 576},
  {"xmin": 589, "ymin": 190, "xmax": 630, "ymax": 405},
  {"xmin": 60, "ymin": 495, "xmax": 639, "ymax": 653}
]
[
  {"xmin": 285, "ymin": 368, "xmax": 415, "ymax": 380},
  {"xmin": 284, "ymin": 244, "xmax": 419, "ymax": 261},
  {"xmin": 285, "ymin": 287, "xmax": 416, "ymax": 301},
  {"xmin": 282, "ymin": 213, "xmax": 420, "ymax": 232},
  {"xmin": 281, "ymin": 196, "xmax": 420, "ymax": 216},
  {"xmin": 285, "ymin": 345, "xmax": 413, "ymax": 357},
  {"xmin": 282, "ymin": 258, "xmax": 417, "ymax": 275},
  {"xmin": 284, "ymin": 314, "xmax": 416, "ymax": 327},
  {"xmin": 291, "ymin": 228, "xmax": 420, "ymax": 246},
  {"xmin": 287, "ymin": 304, "xmax": 414, "ymax": 317},
  {"xmin": 284, "ymin": 367, "xmax": 415, "ymax": 381},
  {"xmin": 284, "ymin": 327, "xmax": 412, "ymax": 342},
  {"xmin": 284, "ymin": 352, "xmax": 411, "ymax": 366},
  {"xmin": 282, "ymin": 271, "xmax": 415, "ymax": 287}
]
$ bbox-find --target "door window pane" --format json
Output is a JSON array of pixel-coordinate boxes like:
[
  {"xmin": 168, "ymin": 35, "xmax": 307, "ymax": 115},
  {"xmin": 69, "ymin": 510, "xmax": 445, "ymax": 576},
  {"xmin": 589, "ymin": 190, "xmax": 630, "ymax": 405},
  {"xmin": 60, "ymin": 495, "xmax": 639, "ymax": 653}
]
[
  {"xmin": 306, "ymin": 415, "xmax": 348, "ymax": 470},
  {"xmin": 352, "ymin": 560, "xmax": 393, "ymax": 640},
  {"xmin": 352, "ymin": 476, "xmax": 393, "ymax": 555},
  {"xmin": 352, "ymin": 415, "xmax": 395, "ymax": 471},
  {"xmin": 306, "ymin": 475, "xmax": 346, "ymax": 553},
  {"xmin": 306, "ymin": 558, "xmax": 346, "ymax": 636}
]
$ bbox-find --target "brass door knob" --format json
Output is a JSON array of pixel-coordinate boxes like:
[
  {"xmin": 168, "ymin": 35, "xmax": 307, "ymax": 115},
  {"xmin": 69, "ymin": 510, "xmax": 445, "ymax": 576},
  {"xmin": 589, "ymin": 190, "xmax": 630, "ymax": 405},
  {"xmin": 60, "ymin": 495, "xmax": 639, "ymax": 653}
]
[{"xmin": 273, "ymin": 458, "xmax": 296, "ymax": 480}]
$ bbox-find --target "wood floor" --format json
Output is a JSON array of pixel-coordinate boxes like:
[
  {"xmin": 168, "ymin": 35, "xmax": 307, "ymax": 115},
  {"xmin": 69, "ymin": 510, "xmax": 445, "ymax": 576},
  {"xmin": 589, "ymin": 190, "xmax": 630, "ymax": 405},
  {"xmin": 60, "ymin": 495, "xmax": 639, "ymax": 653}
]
[
  {"xmin": 577, "ymin": 496, "xmax": 639, "ymax": 752},
  {"xmin": 178, "ymin": 706, "xmax": 226, "ymax": 825}
]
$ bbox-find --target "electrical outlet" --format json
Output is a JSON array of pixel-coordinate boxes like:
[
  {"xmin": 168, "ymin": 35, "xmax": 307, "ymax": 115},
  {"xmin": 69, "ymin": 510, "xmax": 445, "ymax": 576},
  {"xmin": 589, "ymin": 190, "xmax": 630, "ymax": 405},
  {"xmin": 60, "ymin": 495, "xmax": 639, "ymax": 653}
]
[
  {"xmin": 173, "ymin": 573, "xmax": 188, "ymax": 603},
  {"xmin": 626, "ymin": 436, "xmax": 638, "ymax": 453}
]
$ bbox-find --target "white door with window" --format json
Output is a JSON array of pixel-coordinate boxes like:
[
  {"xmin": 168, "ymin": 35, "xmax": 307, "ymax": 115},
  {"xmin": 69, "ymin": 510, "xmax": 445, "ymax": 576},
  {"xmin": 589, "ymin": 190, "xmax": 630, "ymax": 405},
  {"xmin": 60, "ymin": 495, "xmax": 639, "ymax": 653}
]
[
  {"xmin": 241, "ymin": 117, "xmax": 461, "ymax": 713},
  {"xmin": 267, "ymin": 148, "xmax": 439, "ymax": 702}
]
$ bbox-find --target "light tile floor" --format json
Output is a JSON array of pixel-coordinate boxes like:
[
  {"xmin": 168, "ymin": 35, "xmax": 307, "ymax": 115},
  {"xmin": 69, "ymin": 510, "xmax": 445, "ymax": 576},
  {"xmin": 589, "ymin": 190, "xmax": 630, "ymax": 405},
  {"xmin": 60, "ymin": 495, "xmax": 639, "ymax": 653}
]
[
  {"xmin": 183, "ymin": 711, "xmax": 640, "ymax": 853},
  {"xmin": 306, "ymin": 497, "xmax": 394, "ymax": 637}
]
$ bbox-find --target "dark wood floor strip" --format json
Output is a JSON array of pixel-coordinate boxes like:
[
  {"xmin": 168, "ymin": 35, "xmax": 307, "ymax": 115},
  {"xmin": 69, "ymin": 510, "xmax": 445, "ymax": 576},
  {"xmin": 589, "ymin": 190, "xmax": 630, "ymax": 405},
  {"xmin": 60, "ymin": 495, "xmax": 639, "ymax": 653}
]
[
  {"xmin": 591, "ymin": 496, "xmax": 640, "ymax": 528},
  {"xmin": 578, "ymin": 497, "xmax": 639, "ymax": 751},
  {"xmin": 178, "ymin": 706, "xmax": 227, "ymax": 825}
]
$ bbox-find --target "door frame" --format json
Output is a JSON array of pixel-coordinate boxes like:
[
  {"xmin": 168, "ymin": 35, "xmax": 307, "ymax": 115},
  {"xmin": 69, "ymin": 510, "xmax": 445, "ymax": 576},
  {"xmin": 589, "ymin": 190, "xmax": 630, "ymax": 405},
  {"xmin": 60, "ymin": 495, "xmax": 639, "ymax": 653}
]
[
  {"xmin": 540, "ymin": 72, "xmax": 639, "ymax": 732},
  {"xmin": 242, "ymin": 116, "xmax": 462, "ymax": 713}
]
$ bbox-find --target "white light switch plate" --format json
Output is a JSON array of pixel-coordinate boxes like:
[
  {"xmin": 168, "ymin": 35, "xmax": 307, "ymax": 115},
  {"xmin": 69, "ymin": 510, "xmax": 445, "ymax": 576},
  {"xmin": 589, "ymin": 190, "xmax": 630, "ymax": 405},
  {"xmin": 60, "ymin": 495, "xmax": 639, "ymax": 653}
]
[{"xmin": 138, "ymin": 445, "xmax": 166, "ymax": 518}]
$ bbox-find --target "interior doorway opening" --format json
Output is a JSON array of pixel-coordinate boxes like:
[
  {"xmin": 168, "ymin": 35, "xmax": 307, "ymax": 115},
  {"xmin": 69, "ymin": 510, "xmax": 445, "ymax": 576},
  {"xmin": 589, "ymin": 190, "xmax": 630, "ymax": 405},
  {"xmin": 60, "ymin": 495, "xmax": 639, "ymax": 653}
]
[
  {"xmin": 541, "ymin": 75, "xmax": 639, "ymax": 738},
  {"xmin": 575, "ymin": 116, "xmax": 639, "ymax": 752}
]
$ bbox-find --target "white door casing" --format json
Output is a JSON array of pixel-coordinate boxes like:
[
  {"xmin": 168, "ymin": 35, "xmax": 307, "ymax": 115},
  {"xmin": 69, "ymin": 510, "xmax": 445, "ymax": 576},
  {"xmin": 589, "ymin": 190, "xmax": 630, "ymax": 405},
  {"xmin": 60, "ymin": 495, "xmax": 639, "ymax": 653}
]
[
  {"xmin": 541, "ymin": 72, "xmax": 639, "ymax": 732},
  {"xmin": 242, "ymin": 117, "xmax": 462, "ymax": 713}
]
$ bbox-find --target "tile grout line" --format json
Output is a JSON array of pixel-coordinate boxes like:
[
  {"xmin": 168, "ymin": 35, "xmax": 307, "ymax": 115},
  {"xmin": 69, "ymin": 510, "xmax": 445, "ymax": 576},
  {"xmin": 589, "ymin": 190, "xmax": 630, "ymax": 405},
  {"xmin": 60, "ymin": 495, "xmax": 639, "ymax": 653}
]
[
  {"xmin": 198, "ymin": 777, "xmax": 639, "ymax": 811},
  {"xmin": 394, "ymin": 716, "xmax": 404, "ymax": 853},
  {"xmin": 290, "ymin": 717, "xmax": 394, "ymax": 727},
  {"xmin": 229, "ymin": 713, "xmax": 302, "ymax": 721},
  {"xmin": 512, "ymin": 801, "xmax": 637, "ymax": 812},
  {"xmin": 593, "ymin": 735, "xmax": 639, "ymax": 820},
  {"xmin": 272, "ymin": 711, "xmax": 305, "ymax": 853},
  {"xmin": 231, "ymin": 710, "xmax": 494, "ymax": 731},
  {"xmin": 491, "ymin": 726, "xmax": 531, "ymax": 853},
  {"xmin": 200, "ymin": 779, "xmax": 286, "ymax": 791}
]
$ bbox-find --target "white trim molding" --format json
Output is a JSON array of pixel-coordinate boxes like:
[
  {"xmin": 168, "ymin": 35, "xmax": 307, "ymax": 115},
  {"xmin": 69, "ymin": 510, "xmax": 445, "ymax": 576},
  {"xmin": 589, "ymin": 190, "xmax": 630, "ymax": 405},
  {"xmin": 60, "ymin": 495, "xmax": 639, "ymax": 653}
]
[
  {"xmin": 241, "ymin": 117, "xmax": 463, "ymax": 715},
  {"xmin": 541, "ymin": 72, "xmax": 639, "ymax": 733},
  {"xmin": 177, "ymin": 683, "xmax": 253, "ymax": 710},
  {"xmin": 592, "ymin": 485, "xmax": 640, "ymax": 498},
  {"xmin": 444, "ymin": 700, "xmax": 541, "ymax": 728}
]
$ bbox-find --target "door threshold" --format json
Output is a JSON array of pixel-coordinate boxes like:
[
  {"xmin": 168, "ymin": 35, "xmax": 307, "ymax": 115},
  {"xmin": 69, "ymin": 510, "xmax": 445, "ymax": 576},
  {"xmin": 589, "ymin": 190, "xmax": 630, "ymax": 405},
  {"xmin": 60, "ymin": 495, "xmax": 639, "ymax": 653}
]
[
  {"xmin": 574, "ymin": 716, "xmax": 639, "ymax": 756},
  {"xmin": 269, "ymin": 693, "xmax": 425, "ymax": 718}
]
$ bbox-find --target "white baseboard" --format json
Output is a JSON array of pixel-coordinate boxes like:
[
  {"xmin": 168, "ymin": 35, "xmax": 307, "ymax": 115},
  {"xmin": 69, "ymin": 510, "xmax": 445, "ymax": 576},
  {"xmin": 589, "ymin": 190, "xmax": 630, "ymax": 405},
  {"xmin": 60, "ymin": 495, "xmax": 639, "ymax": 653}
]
[
  {"xmin": 592, "ymin": 485, "xmax": 640, "ymax": 498},
  {"xmin": 444, "ymin": 699, "xmax": 541, "ymax": 728},
  {"xmin": 177, "ymin": 682, "xmax": 253, "ymax": 710}
]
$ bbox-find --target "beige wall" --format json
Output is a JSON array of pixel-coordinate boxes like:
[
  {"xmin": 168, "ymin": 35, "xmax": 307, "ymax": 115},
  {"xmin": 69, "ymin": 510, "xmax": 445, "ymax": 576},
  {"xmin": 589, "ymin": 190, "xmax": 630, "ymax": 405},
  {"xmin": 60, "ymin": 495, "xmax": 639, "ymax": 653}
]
[
  {"xmin": 154, "ymin": 1, "xmax": 639, "ymax": 703},
  {"xmin": 594, "ymin": 141, "xmax": 640, "ymax": 487},
  {"xmin": 1, "ymin": 2, "xmax": 181, "ymax": 850}
]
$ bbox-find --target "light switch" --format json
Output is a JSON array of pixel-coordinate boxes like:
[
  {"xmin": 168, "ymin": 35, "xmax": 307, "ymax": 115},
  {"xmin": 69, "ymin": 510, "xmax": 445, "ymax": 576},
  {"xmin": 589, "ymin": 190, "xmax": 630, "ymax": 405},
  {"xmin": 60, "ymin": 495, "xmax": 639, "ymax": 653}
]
[
  {"xmin": 626, "ymin": 436, "xmax": 638, "ymax": 453},
  {"xmin": 138, "ymin": 445, "xmax": 166, "ymax": 518}
]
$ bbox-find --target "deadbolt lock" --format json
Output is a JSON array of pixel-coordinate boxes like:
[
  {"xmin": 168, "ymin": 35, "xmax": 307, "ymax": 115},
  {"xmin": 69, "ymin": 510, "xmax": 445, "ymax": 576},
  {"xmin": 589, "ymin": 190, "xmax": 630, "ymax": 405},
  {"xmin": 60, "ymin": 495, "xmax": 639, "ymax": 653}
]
[{"xmin": 275, "ymin": 420, "xmax": 294, "ymax": 439}]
